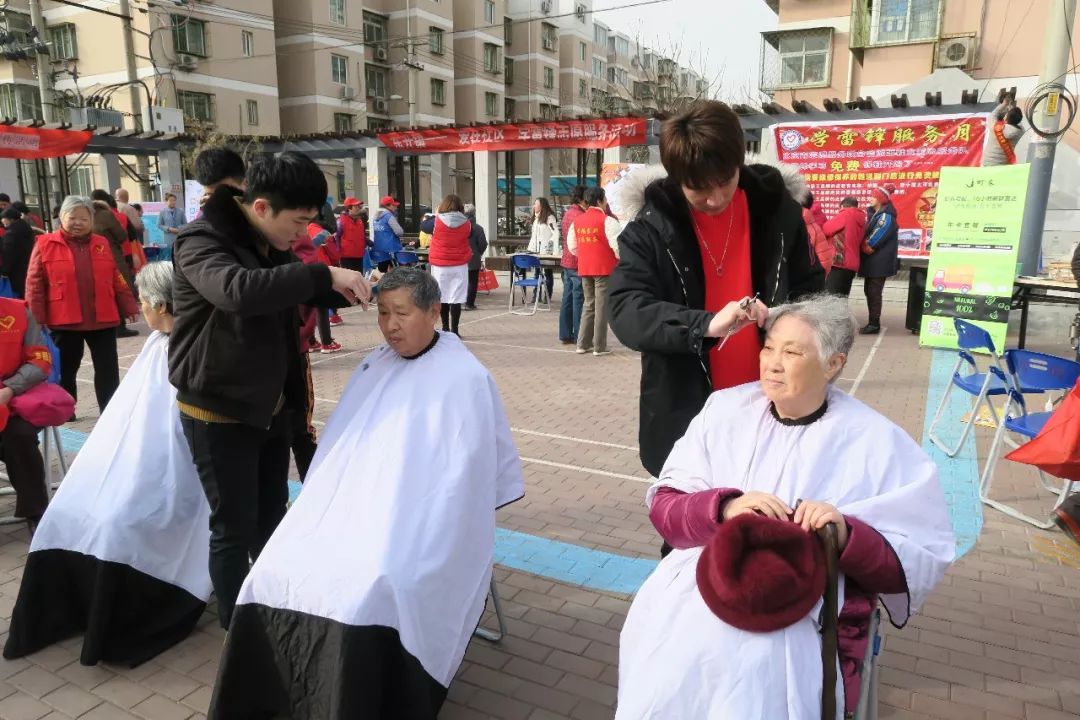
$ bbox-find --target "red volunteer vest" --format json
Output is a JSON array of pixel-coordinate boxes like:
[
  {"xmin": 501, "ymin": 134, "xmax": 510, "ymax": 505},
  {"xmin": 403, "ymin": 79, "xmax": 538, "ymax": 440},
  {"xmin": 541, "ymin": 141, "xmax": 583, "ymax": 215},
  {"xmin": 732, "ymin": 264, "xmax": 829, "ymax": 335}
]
[
  {"xmin": 36, "ymin": 232, "xmax": 121, "ymax": 327},
  {"xmin": 428, "ymin": 218, "xmax": 473, "ymax": 267},
  {"xmin": 0, "ymin": 297, "xmax": 27, "ymax": 379},
  {"xmin": 574, "ymin": 208, "xmax": 617, "ymax": 277},
  {"xmin": 339, "ymin": 215, "xmax": 367, "ymax": 259}
]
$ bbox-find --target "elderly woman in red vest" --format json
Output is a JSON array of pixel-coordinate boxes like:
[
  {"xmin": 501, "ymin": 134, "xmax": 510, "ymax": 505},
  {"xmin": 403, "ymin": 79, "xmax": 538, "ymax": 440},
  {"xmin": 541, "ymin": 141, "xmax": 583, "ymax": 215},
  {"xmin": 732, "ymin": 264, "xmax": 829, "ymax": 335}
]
[
  {"xmin": 428, "ymin": 193, "xmax": 473, "ymax": 336},
  {"xmin": 567, "ymin": 186, "xmax": 622, "ymax": 357},
  {"xmin": 25, "ymin": 196, "xmax": 139, "ymax": 416}
]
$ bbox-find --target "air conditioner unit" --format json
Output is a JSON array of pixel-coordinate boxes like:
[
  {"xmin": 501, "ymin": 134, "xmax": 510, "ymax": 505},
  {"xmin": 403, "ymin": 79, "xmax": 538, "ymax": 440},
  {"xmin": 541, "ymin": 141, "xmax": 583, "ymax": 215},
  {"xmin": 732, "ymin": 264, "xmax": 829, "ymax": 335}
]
[
  {"xmin": 176, "ymin": 53, "xmax": 198, "ymax": 71},
  {"xmin": 374, "ymin": 46, "xmax": 388, "ymax": 61},
  {"xmin": 372, "ymin": 98, "xmax": 387, "ymax": 113},
  {"xmin": 540, "ymin": 0, "xmax": 552, "ymax": 14},
  {"xmin": 936, "ymin": 36, "xmax": 975, "ymax": 69},
  {"xmin": 341, "ymin": 86, "xmax": 357, "ymax": 100}
]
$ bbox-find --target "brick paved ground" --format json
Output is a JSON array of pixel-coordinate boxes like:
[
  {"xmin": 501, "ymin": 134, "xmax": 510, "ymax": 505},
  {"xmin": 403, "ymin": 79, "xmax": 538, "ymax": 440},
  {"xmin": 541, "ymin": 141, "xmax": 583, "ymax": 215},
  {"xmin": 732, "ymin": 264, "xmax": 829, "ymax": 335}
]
[{"xmin": 0, "ymin": 282, "xmax": 1076, "ymax": 719}]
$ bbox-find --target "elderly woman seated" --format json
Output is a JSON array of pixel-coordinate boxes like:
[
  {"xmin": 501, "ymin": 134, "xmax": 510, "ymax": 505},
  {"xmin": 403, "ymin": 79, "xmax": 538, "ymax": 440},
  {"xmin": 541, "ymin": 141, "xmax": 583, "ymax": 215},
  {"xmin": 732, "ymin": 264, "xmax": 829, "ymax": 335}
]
[
  {"xmin": 616, "ymin": 294, "xmax": 954, "ymax": 719},
  {"xmin": 210, "ymin": 266, "xmax": 525, "ymax": 720},
  {"xmin": 5, "ymin": 262, "xmax": 211, "ymax": 668}
]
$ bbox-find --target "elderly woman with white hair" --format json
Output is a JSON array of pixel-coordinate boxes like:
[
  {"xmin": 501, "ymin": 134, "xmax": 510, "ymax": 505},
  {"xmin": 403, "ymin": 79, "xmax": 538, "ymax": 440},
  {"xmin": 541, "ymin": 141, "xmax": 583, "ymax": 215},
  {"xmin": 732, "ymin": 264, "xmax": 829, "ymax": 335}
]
[
  {"xmin": 5, "ymin": 261, "xmax": 211, "ymax": 668},
  {"xmin": 25, "ymin": 195, "xmax": 140, "ymax": 416},
  {"xmin": 616, "ymin": 294, "xmax": 955, "ymax": 719}
]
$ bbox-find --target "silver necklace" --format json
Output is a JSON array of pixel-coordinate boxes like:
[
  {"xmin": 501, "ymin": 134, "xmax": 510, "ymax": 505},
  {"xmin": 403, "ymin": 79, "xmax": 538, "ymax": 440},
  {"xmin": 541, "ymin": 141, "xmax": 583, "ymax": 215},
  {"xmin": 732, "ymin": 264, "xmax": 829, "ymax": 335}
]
[{"xmin": 691, "ymin": 205, "xmax": 736, "ymax": 278}]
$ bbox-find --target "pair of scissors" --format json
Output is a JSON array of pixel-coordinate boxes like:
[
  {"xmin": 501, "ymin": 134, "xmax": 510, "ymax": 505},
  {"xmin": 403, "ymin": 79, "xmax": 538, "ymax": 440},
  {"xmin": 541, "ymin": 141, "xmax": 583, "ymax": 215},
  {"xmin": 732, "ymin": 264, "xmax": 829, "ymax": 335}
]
[{"xmin": 716, "ymin": 293, "xmax": 761, "ymax": 352}]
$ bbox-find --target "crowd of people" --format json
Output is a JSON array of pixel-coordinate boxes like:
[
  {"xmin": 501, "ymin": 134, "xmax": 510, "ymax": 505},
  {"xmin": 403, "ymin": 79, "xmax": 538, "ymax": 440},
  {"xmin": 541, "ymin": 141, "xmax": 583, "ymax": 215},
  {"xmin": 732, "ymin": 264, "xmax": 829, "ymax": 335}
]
[{"xmin": 0, "ymin": 101, "xmax": 966, "ymax": 720}]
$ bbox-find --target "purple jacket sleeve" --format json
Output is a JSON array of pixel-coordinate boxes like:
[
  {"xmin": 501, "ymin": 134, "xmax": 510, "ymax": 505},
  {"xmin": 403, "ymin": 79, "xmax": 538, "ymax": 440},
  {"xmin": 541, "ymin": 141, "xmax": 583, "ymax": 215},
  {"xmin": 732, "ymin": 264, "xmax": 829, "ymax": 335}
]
[
  {"xmin": 838, "ymin": 516, "xmax": 906, "ymax": 594},
  {"xmin": 649, "ymin": 487, "xmax": 744, "ymax": 549}
]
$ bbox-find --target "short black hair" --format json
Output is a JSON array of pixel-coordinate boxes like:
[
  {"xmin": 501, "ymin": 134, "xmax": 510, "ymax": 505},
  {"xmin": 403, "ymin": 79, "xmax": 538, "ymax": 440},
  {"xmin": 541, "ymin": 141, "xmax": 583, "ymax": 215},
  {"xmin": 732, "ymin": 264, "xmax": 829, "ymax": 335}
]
[
  {"xmin": 1005, "ymin": 107, "xmax": 1023, "ymax": 127},
  {"xmin": 840, "ymin": 196, "xmax": 859, "ymax": 208},
  {"xmin": 194, "ymin": 147, "xmax": 246, "ymax": 187},
  {"xmin": 11, "ymin": 200, "xmax": 28, "ymax": 213},
  {"xmin": 244, "ymin": 152, "xmax": 328, "ymax": 213},
  {"xmin": 802, "ymin": 191, "xmax": 815, "ymax": 210},
  {"xmin": 91, "ymin": 189, "xmax": 117, "ymax": 208},
  {"xmin": 0, "ymin": 193, "xmax": 11, "ymax": 203},
  {"xmin": 569, "ymin": 185, "xmax": 587, "ymax": 204},
  {"xmin": 584, "ymin": 186, "xmax": 606, "ymax": 207}
]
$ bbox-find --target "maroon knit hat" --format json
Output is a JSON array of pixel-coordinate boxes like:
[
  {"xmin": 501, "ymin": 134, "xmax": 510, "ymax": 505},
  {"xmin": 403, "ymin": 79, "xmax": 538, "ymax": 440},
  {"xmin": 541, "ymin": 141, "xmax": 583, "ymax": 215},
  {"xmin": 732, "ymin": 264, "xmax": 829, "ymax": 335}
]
[{"xmin": 696, "ymin": 513, "xmax": 826, "ymax": 632}]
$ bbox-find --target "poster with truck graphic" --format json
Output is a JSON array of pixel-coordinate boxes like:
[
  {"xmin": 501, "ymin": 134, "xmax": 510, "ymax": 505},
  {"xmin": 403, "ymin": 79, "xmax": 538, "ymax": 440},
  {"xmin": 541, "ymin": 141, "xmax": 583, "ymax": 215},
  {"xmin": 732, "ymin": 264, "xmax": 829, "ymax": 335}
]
[{"xmin": 919, "ymin": 163, "xmax": 1030, "ymax": 350}]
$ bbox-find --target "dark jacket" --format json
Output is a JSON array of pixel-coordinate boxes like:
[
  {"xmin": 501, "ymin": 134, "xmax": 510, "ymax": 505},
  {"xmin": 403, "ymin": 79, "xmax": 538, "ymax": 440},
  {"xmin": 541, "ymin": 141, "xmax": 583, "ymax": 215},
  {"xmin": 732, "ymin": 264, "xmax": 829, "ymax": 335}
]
[
  {"xmin": 859, "ymin": 203, "xmax": 900, "ymax": 279},
  {"xmin": 0, "ymin": 219, "xmax": 36, "ymax": 298},
  {"xmin": 169, "ymin": 186, "xmax": 348, "ymax": 429},
  {"xmin": 92, "ymin": 201, "xmax": 136, "ymax": 293},
  {"xmin": 609, "ymin": 162, "xmax": 825, "ymax": 477},
  {"xmin": 466, "ymin": 217, "xmax": 488, "ymax": 270}
]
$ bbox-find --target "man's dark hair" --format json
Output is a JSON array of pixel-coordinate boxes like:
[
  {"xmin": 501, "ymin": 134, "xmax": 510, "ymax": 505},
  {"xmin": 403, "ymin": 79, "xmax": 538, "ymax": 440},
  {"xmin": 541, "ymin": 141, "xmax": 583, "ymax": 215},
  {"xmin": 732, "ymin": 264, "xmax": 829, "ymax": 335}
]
[
  {"xmin": 584, "ymin": 186, "xmax": 606, "ymax": 207},
  {"xmin": 0, "ymin": 193, "xmax": 10, "ymax": 203},
  {"xmin": 661, "ymin": 100, "xmax": 746, "ymax": 190},
  {"xmin": 244, "ymin": 152, "xmax": 328, "ymax": 213},
  {"xmin": 194, "ymin": 147, "xmax": 246, "ymax": 187},
  {"xmin": 164, "ymin": 192, "xmax": 176, "ymax": 200},
  {"xmin": 840, "ymin": 196, "xmax": 859, "ymax": 208},
  {"xmin": 11, "ymin": 200, "xmax": 28, "ymax": 213},
  {"xmin": 91, "ymin": 189, "xmax": 117, "ymax": 209},
  {"xmin": 569, "ymin": 185, "xmax": 587, "ymax": 205},
  {"xmin": 1005, "ymin": 107, "xmax": 1023, "ymax": 127}
]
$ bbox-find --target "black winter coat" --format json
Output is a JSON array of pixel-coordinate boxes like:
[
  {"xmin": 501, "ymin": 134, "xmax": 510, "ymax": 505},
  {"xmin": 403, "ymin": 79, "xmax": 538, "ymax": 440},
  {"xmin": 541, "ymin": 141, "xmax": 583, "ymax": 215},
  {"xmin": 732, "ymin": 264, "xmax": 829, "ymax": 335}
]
[
  {"xmin": 609, "ymin": 164, "xmax": 825, "ymax": 477},
  {"xmin": 0, "ymin": 219, "xmax": 35, "ymax": 298},
  {"xmin": 170, "ymin": 186, "xmax": 349, "ymax": 429},
  {"xmin": 858, "ymin": 203, "xmax": 900, "ymax": 279},
  {"xmin": 467, "ymin": 219, "xmax": 488, "ymax": 270}
]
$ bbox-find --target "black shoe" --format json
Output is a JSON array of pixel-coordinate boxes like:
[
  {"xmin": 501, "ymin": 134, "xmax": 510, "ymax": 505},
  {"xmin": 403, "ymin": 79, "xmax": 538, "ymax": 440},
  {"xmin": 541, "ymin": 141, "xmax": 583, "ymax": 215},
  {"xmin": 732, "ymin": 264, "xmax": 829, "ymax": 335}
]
[
  {"xmin": 859, "ymin": 324, "xmax": 880, "ymax": 335},
  {"xmin": 463, "ymin": 305, "xmax": 477, "ymax": 311},
  {"xmin": 117, "ymin": 326, "xmax": 139, "ymax": 338}
]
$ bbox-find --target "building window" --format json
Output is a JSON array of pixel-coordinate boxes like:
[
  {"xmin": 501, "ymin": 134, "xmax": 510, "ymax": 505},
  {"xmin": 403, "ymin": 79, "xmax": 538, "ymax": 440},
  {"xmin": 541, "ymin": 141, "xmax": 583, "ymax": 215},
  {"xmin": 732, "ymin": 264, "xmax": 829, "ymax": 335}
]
[
  {"xmin": 539, "ymin": 103, "xmax": 557, "ymax": 120},
  {"xmin": 0, "ymin": 85, "xmax": 41, "ymax": 122},
  {"xmin": 615, "ymin": 36, "xmax": 629, "ymax": 57},
  {"xmin": 429, "ymin": 27, "xmax": 444, "ymax": 55},
  {"xmin": 365, "ymin": 64, "xmax": 388, "ymax": 98},
  {"xmin": 331, "ymin": 54, "xmax": 349, "ymax": 84},
  {"xmin": 49, "ymin": 24, "xmax": 78, "ymax": 60},
  {"xmin": 579, "ymin": 41, "xmax": 586, "ymax": 62},
  {"xmin": 172, "ymin": 15, "xmax": 207, "ymax": 57},
  {"xmin": 593, "ymin": 24, "xmax": 607, "ymax": 46},
  {"xmin": 541, "ymin": 23, "xmax": 556, "ymax": 51},
  {"xmin": 484, "ymin": 91, "xmax": 498, "ymax": 117},
  {"xmin": 504, "ymin": 17, "xmax": 513, "ymax": 45},
  {"xmin": 592, "ymin": 57, "xmax": 604, "ymax": 78},
  {"xmin": 504, "ymin": 97, "xmax": 516, "ymax": 120},
  {"xmin": 871, "ymin": 0, "xmax": 940, "ymax": 45},
  {"xmin": 330, "ymin": 0, "xmax": 346, "ymax": 25},
  {"xmin": 69, "ymin": 166, "xmax": 94, "ymax": 197},
  {"xmin": 770, "ymin": 29, "xmax": 831, "ymax": 88},
  {"xmin": 484, "ymin": 0, "xmax": 495, "ymax": 24},
  {"xmin": 431, "ymin": 78, "xmax": 446, "ymax": 105},
  {"xmin": 245, "ymin": 99, "xmax": 259, "ymax": 125},
  {"xmin": 504, "ymin": 57, "xmax": 514, "ymax": 84},
  {"xmin": 579, "ymin": 78, "xmax": 587, "ymax": 97},
  {"xmin": 177, "ymin": 90, "xmax": 214, "ymax": 123},
  {"xmin": 368, "ymin": 117, "xmax": 391, "ymax": 131},
  {"xmin": 483, "ymin": 43, "xmax": 500, "ymax": 73},
  {"xmin": 241, "ymin": 30, "xmax": 253, "ymax": 57},
  {"xmin": 363, "ymin": 11, "xmax": 388, "ymax": 45},
  {"xmin": 4, "ymin": 12, "xmax": 32, "ymax": 45},
  {"xmin": 334, "ymin": 113, "xmax": 355, "ymax": 132},
  {"xmin": 543, "ymin": 67, "xmax": 554, "ymax": 88},
  {"xmin": 576, "ymin": 3, "xmax": 586, "ymax": 22},
  {"xmin": 616, "ymin": 68, "xmax": 628, "ymax": 87}
]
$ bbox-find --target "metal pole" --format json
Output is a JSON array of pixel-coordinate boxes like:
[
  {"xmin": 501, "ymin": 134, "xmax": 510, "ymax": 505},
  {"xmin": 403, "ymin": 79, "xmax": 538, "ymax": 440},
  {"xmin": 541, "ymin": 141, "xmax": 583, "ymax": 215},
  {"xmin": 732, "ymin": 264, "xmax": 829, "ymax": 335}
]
[
  {"xmin": 119, "ymin": 0, "xmax": 151, "ymax": 198},
  {"xmin": 1017, "ymin": 0, "xmax": 1078, "ymax": 276},
  {"xmin": 405, "ymin": 0, "xmax": 417, "ymax": 127},
  {"xmin": 28, "ymin": 0, "xmax": 62, "ymax": 208}
]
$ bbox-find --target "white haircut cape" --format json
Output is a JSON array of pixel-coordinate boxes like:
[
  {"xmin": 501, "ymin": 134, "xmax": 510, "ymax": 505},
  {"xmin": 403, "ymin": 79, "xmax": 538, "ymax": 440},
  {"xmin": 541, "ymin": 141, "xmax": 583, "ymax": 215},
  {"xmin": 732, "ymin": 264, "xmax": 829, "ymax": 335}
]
[
  {"xmin": 236, "ymin": 331, "xmax": 525, "ymax": 687},
  {"xmin": 617, "ymin": 383, "xmax": 954, "ymax": 720}
]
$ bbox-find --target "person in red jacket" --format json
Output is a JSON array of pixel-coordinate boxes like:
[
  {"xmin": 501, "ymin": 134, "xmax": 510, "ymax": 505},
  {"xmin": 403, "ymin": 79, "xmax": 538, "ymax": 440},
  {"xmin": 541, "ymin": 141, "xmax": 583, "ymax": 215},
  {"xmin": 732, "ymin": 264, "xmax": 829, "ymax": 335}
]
[
  {"xmin": 336, "ymin": 197, "xmax": 367, "ymax": 279},
  {"xmin": 295, "ymin": 224, "xmax": 342, "ymax": 354},
  {"xmin": 25, "ymin": 196, "xmax": 139, "ymax": 414},
  {"xmin": 801, "ymin": 193, "xmax": 831, "ymax": 274},
  {"xmin": 428, "ymin": 194, "xmax": 473, "ymax": 336},
  {"xmin": 822, "ymin": 196, "xmax": 867, "ymax": 297},
  {"xmin": 567, "ymin": 187, "xmax": 621, "ymax": 356}
]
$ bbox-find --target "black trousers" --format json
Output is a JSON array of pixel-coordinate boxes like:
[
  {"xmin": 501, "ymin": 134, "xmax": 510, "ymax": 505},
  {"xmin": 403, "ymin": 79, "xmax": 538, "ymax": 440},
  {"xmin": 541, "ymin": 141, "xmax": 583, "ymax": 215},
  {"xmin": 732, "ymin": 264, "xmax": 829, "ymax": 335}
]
[
  {"xmin": 440, "ymin": 304, "xmax": 462, "ymax": 334},
  {"xmin": 52, "ymin": 327, "xmax": 120, "ymax": 412},
  {"xmin": 466, "ymin": 269, "xmax": 480, "ymax": 307},
  {"xmin": 864, "ymin": 276, "xmax": 887, "ymax": 325},
  {"xmin": 315, "ymin": 308, "xmax": 333, "ymax": 345},
  {"xmin": 0, "ymin": 416, "xmax": 47, "ymax": 520},
  {"xmin": 341, "ymin": 257, "xmax": 364, "ymax": 273},
  {"xmin": 825, "ymin": 267, "xmax": 856, "ymax": 297},
  {"xmin": 181, "ymin": 413, "xmax": 291, "ymax": 629}
]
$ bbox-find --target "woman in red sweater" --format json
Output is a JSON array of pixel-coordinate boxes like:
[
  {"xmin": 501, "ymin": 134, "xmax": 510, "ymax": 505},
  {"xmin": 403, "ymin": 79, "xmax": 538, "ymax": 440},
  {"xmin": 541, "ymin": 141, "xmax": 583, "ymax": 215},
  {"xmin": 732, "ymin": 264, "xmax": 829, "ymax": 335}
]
[{"xmin": 427, "ymin": 194, "xmax": 472, "ymax": 336}]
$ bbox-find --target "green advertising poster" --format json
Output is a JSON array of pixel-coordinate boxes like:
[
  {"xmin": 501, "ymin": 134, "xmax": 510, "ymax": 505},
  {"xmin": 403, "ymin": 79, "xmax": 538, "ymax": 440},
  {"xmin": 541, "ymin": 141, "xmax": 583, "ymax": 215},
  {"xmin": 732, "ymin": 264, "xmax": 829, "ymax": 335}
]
[{"xmin": 919, "ymin": 163, "xmax": 1030, "ymax": 349}]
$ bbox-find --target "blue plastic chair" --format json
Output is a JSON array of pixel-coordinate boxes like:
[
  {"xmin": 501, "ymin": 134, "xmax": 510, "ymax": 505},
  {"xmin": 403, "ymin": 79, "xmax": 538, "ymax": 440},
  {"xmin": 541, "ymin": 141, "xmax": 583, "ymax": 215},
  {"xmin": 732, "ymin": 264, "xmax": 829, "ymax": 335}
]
[
  {"xmin": 979, "ymin": 350, "xmax": 1080, "ymax": 528},
  {"xmin": 395, "ymin": 251, "xmax": 420, "ymax": 266},
  {"xmin": 508, "ymin": 254, "xmax": 547, "ymax": 315},
  {"xmin": 368, "ymin": 249, "xmax": 395, "ymax": 268}
]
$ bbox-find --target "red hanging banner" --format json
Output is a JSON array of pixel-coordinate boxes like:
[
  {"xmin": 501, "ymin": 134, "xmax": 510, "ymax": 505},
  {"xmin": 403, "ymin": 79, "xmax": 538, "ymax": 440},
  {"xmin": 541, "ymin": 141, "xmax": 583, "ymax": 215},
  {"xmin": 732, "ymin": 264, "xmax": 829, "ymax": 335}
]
[
  {"xmin": 378, "ymin": 117, "xmax": 647, "ymax": 154},
  {"xmin": 772, "ymin": 114, "xmax": 987, "ymax": 258},
  {"xmin": 0, "ymin": 126, "xmax": 93, "ymax": 159}
]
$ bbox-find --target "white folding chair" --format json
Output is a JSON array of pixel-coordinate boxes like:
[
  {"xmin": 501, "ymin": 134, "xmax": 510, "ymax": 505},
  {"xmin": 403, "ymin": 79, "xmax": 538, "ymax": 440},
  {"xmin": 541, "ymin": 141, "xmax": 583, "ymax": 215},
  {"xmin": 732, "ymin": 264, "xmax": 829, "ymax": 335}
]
[
  {"xmin": 0, "ymin": 426, "xmax": 68, "ymax": 525},
  {"xmin": 473, "ymin": 576, "xmax": 507, "ymax": 643}
]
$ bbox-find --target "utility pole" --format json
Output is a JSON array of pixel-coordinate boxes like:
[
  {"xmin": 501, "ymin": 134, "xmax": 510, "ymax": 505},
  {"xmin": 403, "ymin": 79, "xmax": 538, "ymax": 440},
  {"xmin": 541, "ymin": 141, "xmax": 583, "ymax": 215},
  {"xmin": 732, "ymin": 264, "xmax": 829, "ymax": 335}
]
[
  {"xmin": 27, "ymin": 0, "xmax": 63, "ymax": 215},
  {"xmin": 404, "ymin": 0, "xmax": 420, "ymax": 127},
  {"xmin": 118, "ymin": 0, "xmax": 151, "ymax": 199},
  {"xmin": 1017, "ymin": 0, "xmax": 1078, "ymax": 276}
]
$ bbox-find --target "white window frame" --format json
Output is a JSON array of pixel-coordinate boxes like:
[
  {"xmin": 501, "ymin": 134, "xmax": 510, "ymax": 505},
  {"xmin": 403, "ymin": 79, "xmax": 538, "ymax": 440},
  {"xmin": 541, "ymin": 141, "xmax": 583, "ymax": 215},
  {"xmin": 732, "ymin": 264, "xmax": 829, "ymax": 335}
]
[
  {"xmin": 543, "ymin": 66, "xmax": 554, "ymax": 88},
  {"xmin": 365, "ymin": 64, "xmax": 388, "ymax": 98},
  {"xmin": 429, "ymin": 27, "xmax": 444, "ymax": 55},
  {"xmin": 579, "ymin": 41, "xmax": 586, "ymax": 62},
  {"xmin": 246, "ymin": 99, "xmax": 259, "ymax": 125},
  {"xmin": 592, "ymin": 57, "xmax": 604, "ymax": 78},
  {"xmin": 330, "ymin": 0, "xmax": 346, "ymax": 25},
  {"xmin": 331, "ymin": 54, "xmax": 349, "ymax": 85},
  {"xmin": 484, "ymin": 0, "xmax": 495, "ymax": 24},
  {"xmin": 177, "ymin": 90, "xmax": 214, "ymax": 123},
  {"xmin": 49, "ymin": 23, "xmax": 78, "ymax": 60},
  {"xmin": 172, "ymin": 15, "xmax": 207, "ymax": 57},
  {"xmin": 870, "ymin": 0, "xmax": 941, "ymax": 46},
  {"xmin": 541, "ymin": 23, "xmax": 557, "ymax": 52},
  {"xmin": 69, "ymin": 165, "xmax": 94, "ymax": 197},
  {"xmin": 483, "ymin": 43, "xmax": 500, "ymax": 73},
  {"xmin": 363, "ymin": 12, "xmax": 387, "ymax": 45},
  {"xmin": 772, "ymin": 28, "xmax": 833, "ymax": 89},
  {"xmin": 241, "ymin": 30, "xmax": 253, "ymax": 58},
  {"xmin": 431, "ymin": 78, "xmax": 446, "ymax": 105},
  {"xmin": 484, "ymin": 91, "xmax": 498, "ymax": 116},
  {"xmin": 334, "ymin": 112, "xmax": 355, "ymax": 132}
]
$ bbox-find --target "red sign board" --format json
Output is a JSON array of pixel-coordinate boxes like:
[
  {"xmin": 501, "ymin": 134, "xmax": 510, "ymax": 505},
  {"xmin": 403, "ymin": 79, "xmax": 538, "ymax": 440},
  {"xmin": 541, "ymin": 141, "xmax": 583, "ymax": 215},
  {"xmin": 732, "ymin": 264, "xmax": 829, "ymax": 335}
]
[
  {"xmin": 0, "ymin": 125, "xmax": 93, "ymax": 159},
  {"xmin": 773, "ymin": 114, "xmax": 987, "ymax": 257},
  {"xmin": 378, "ymin": 117, "xmax": 647, "ymax": 154}
]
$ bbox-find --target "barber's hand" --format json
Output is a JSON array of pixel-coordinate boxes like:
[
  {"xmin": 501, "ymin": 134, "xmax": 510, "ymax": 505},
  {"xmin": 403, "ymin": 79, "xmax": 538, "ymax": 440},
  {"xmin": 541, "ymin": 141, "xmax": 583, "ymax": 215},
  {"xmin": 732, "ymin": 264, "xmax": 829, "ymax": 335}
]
[
  {"xmin": 0, "ymin": 387, "xmax": 13, "ymax": 406},
  {"xmin": 706, "ymin": 298, "xmax": 768, "ymax": 338},
  {"xmin": 329, "ymin": 266, "xmax": 372, "ymax": 310},
  {"xmin": 722, "ymin": 491, "xmax": 792, "ymax": 521},
  {"xmin": 793, "ymin": 500, "xmax": 849, "ymax": 549}
]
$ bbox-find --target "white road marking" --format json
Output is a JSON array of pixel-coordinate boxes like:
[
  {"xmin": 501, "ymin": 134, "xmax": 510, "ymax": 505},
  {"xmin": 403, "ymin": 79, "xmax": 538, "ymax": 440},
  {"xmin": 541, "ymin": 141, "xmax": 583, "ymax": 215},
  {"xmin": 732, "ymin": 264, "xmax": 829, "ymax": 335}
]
[{"xmin": 849, "ymin": 327, "xmax": 886, "ymax": 398}]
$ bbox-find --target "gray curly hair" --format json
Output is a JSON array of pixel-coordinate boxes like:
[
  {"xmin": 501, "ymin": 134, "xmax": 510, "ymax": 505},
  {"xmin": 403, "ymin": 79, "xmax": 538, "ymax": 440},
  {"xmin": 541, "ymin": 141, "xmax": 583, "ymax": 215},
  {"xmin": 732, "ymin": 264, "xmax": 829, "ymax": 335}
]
[
  {"xmin": 135, "ymin": 262, "xmax": 174, "ymax": 314},
  {"xmin": 765, "ymin": 293, "xmax": 856, "ymax": 381}
]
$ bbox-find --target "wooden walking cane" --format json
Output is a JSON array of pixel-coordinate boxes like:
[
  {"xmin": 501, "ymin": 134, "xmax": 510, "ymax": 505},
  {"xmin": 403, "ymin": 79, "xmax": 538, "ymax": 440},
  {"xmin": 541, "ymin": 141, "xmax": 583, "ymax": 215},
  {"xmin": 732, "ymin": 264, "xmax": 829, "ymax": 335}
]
[{"xmin": 818, "ymin": 523, "xmax": 841, "ymax": 720}]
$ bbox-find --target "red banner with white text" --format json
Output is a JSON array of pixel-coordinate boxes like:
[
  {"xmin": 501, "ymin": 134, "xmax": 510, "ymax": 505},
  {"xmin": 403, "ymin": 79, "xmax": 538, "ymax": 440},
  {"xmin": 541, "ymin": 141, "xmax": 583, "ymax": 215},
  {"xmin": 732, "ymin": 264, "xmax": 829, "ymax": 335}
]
[
  {"xmin": 772, "ymin": 114, "xmax": 987, "ymax": 257},
  {"xmin": 378, "ymin": 117, "xmax": 647, "ymax": 154},
  {"xmin": 0, "ymin": 125, "xmax": 93, "ymax": 159}
]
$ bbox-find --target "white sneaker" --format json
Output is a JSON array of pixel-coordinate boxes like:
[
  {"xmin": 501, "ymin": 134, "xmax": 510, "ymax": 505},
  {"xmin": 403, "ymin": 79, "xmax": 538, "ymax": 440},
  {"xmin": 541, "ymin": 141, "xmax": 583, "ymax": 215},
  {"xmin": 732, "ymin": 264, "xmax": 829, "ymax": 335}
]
[
  {"xmin": 575, "ymin": 348, "xmax": 588, "ymax": 354},
  {"xmin": 593, "ymin": 350, "xmax": 611, "ymax": 357}
]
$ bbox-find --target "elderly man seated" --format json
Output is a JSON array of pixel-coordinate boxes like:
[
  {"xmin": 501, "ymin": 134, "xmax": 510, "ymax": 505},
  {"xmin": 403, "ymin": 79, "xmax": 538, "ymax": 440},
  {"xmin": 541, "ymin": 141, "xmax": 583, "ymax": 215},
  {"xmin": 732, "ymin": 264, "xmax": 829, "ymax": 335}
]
[
  {"xmin": 210, "ymin": 266, "xmax": 525, "ymax": 720},
  {"xmin": 617, "ymin": 294, "xmax": 955, "ymax": 719}
]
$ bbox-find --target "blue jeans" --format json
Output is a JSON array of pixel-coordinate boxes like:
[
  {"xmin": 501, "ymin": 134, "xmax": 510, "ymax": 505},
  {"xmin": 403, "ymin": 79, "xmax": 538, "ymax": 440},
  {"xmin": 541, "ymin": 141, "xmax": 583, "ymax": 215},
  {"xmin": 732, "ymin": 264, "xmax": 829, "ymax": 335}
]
[{"xmin": 559, "ymin": 268, "xmax": 584, "ymax": 342}]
